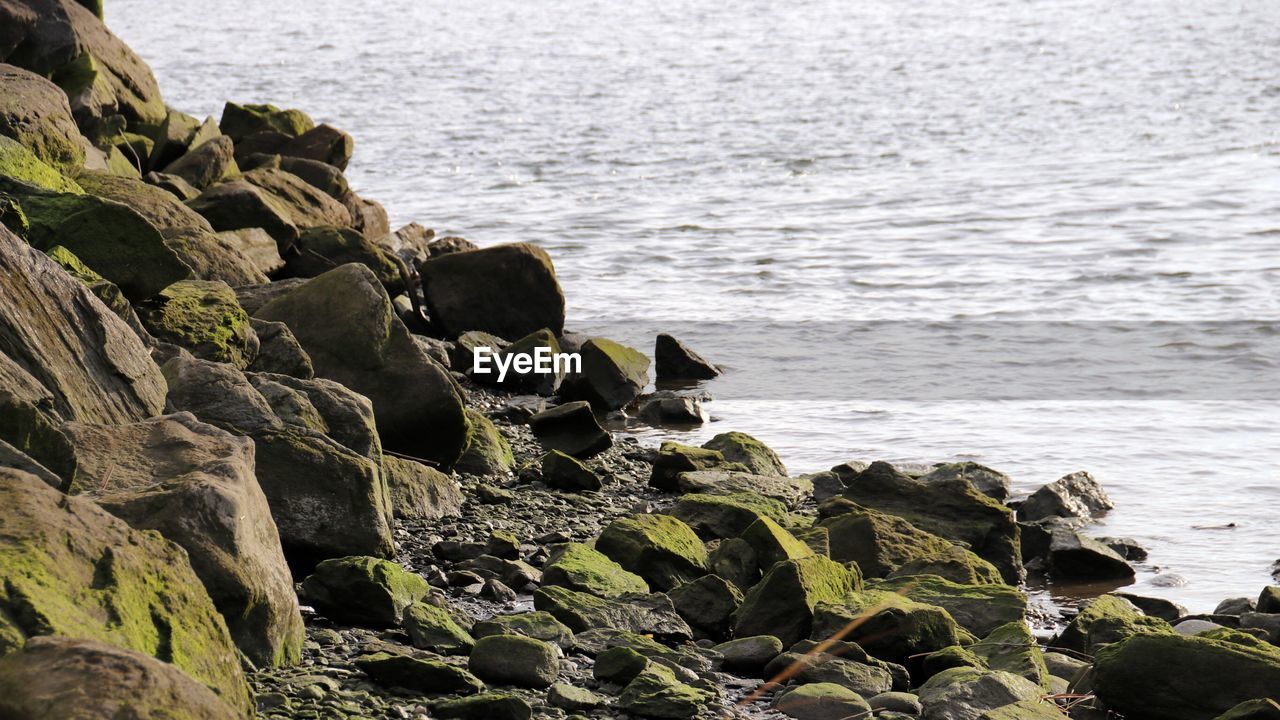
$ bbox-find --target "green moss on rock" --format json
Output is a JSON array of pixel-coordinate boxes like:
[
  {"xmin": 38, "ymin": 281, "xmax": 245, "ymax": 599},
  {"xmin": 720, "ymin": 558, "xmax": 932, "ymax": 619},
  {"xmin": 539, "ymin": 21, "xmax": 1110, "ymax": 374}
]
[
  {"xmin": 812, "ymin": 590, "xmax": 963, "ymax": 665},
  {"xmin": 138, "ymin": 280, "xmax": 257, "ymax": 368},
  {"xmin": 871, "ymin": 575, "xmax": 1028, "ymax": 638},
  {"xmin": 702, "ymin": 431, "xmax": 787, "ymax": 476},
  {"xmin": 670, "ymin": 491, "xmax": 789, "ymax": 539},
  {"xmin": 733, "ymin": 555, "xmax": 859, "ymax": 647},
  {"xmin": 219, "ymin": 102, "xmax": 314, "ymax": 140},
  {"xmin": 0, "ymin": 137, "xmax": 83, "ymax": 193},
  {"xmin": 455, "ymin": 409, "xmax": 515, "ymax": 476},
  {"xmin": 595, "ymin": 514, "xmax": 709, "ymax": 591},
  {"xmin": 542, "ymin": 542, "xmax": 649, "ymax": 598}
]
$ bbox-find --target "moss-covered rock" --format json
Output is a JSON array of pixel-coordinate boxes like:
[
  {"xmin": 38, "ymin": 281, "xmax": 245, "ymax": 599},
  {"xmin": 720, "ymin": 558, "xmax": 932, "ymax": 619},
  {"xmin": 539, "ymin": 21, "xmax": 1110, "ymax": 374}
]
[
  {"xmin": 418, "ymin": 242, "xmax": 566, "ymax": 339},
  {"xmin": 668, "ymin": 574, "xmax": 743, "ymax": 636},
  {"xmin": 542, "ymin": 542, "xmax": 649, "ymax": 598},
  {"xmin": 532, "ymin": 586, "xmax": 692, "ymax": 640},
  {"xmin": 219, "ymin": 102, "xmax": 314, "ymax": 141},
  {"xmin": 733, "ymin": 555, "xmax": 860, "ymax": 647},
  {"xmin": 561, "ymin": 337, "xmax": 651, "ymax": 411},
  {"xmin": 837, "ymin": 461, "xmax": 1023, "ymax": 583},
  {"xmin": 139, "ymin": 279, "xmax": 258, "ymax": 368},
  {"xmin": 702, "ymin": 431, "xmax": 786, "ymax": 476},
  {"xmin": 772, "ymin": 682, "xmax": 872, "ymax": 720},
  {"xmin": 820, "ymin": 502, "xmax": 959, "ymax": 577},
  {"xmin": 282, "ymin": 224, "xmax": 399, "ymax": 287},
  {"xmin": 812, "ymin": 590, "xmax": 963, "ymax": 665},
  {"xmin": 764, "ymin": 651, "xmax": 895, "ymax": 698},
  {"xmin": 403, "ymin": 602, "xmax": 474, "ymax": 655},
  {"xmin": 0, "ymin": 65, "xmax": 85, "ymax": 173},
  {"xmin": 433, "ymin": 692, "xmax": 531, "ymax": 720},
  {"xmin": 44, "ymin": 244, "xmax": 150, "ymax": 337},
  {"xmin": 0, "ymin": 468, "xmax": 251, "ymax": 714},
  {"xmin": 916, "ymin": 667, "xmax": 1041, "ymax": 720},
  {"xmin": 676, "ymin": 469, "xmax": 812, "ymax": 508},
  {"xmin": 186, "ymin": 179, "xmax": 300, "ymax": 249},
  {"xmin": 300, "ymin": 556, "xmax": 431, "ymax": 627},
  {"xmin": 713, "ymin": 635, "xmax": 783, "ymax": 674},
  {"xmin": 669, "ymin": 491, "xmax": 789, "ymax": 539},
  {"xmin": 650, "ymin": 441, "xmax": 744, "ymax": 491},
  {"xmin": 616, "ymin": 663, "xmax": 711, "ymax": 719},
  {"xmin": 0, "ymin": 637, "xmax": 239, "ymax": 720},
  {"xmin": 970, "ymin": 622, "xmax": 1050, "ymax": 689},
  {"xmin": 0, "ymin": 136, "xmax": 82, "ymax": 192},
  {"xmin": 871, "ymin": 576, "xmax": 1027, "ymax": 638},
  {"xmin": 886, "ymin": 544, "xmax": 1004, "ymax": 586},
  {"xmin": 7, "ymin": 179, "xmax": 192, "ymax": 300},
  {"xmin": 1050, "ymin": 594, "xmax": 1146, "ymax": 654},
  {"xmin": 456, "ymin": 409, "xmax": 515, "ymax": 476},
  {"xmin": 242, "ymin": 166, "xmax": 352, "ymax": 231},
  {"xmin": 541, "ymin": 449, "xmax": 603, "ymax": 491},
  {"xmin": 1093, "ymin": 633, "xmax": 1280, "ymax": 720},
  {"xmin": 161, "ymin": 136, "xmax": 238, "ymax": 190},
  {"xmin": 281, "ymin": 123, "xmax": 354, "ymax": 170},
  {"xmin": 471, "ymin": 611, "xmax": 575, "ymax": 650},
  {"xmin": 384, "ymin": 454, "xmax": 463, "ymax": 521},
  {"xmin": 741, "ymin": 516, "xmax": 814, "ymax": 570},
  {"xmin": 354, "ymin": 652, "xmax": 484, "ymax": 695},
  {"xmin": 596, "ymin": 514, "xmax": 709, "ymax": 591},
  {"xmin": 468, "ymin": 634, "xmax": 560, "ymax": 689}
]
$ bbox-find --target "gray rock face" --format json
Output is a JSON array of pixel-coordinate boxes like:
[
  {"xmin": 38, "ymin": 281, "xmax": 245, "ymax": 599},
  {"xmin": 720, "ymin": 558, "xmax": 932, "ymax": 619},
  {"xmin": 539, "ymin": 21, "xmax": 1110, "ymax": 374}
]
[
  {"xmin": 0, "ymin": 637, "xmax": 239, "ymax": 720},
  {"xmin": 0, "ymin": 224, "xmax": 166, "ymax": 426},
  {"xmin": 1018, "ymin": 470, "xmax": 1113, "ymax": 522},
  {"xmin": 533, "ymin": 586, "xmax": 693, "ymax": 640},
  {"xmin": 248, "ymin": 318, "xmax": 315, "ymax": 378},
  {"xmin": 62, "ymin": 412, "xmax": 304, "ymax": 668},
  {"xmin": 418, "ymin": 242, "xmax": 566, "ymax": 339},
  {"xmin": 383, "ymin": 455, "xmax": 463, "ymax": 521},
  {"xmin": 255, "ymin": 263, "xmax": 468, "ymax": 468}
]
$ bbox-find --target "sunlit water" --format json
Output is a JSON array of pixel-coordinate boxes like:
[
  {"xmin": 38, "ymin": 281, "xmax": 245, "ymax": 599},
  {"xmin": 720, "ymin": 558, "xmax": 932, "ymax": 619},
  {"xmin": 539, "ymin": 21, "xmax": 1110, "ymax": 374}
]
[{"xmin": 111, "ymin": 0, "xmax": 1280, "ymax": 612}]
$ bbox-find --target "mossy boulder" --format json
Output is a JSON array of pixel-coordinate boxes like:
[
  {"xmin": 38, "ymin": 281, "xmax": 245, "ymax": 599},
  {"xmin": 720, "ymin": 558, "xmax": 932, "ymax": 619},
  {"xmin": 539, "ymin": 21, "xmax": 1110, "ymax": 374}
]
[
  {"xmin": 473, "ymin": 328, "xmax": 566, "ymax": 395},
  {"xmin": 773, "ymin": 682, "xmax": 872, "ymax": 720},
  {"xmin": 532, "ymin": 586, "xmax": 692, "ymax": 640},
  {"xmin": 838, "ymin": 461, "xmax": 1023, "ymax": 583},
  {"xmin": 256, "ymin": 263, "xmax": 469, "ymax": 468},
  {"xmin": 472, "ymin": 611, "xmax": 575, "ymax": 650},
  {"xmin": 916, "ymin": 667, "xmax": 1041, "ymax": 720},
  {"xmin": 1093, "ymin": 633, "xmax": 1280, "ymax": 720},
  {"xmin": 542, "ymin": 542, "xmax": 649, "ymax": 598},
  {"xmin": 468, "ymin": 634, "xmax": 560, "ymax": 689},
  {"xmin": 812, "ymin": 591, "xmax": 963, "ymax": 666},
  {"xmin": 562, "ymin": 337, "xmax": 651, "ymax": 411},
  {"xmin": 0, "ymin": 136, "xmax": 82, "ymax": 192},
  {"xmin": 0, "ymin": 225, "xmax": 166, "ymax": 425},
  {"xmin": 596, "ymin": 514, "xmax": 709, "ymax": 591},
  {"xmin": 434, "ymin": 692, "xmax": 532, "ymax": 720},
  {"xmin": 970, "ymin": 622, "xmax": 1050, "ymax": 689},
  {"xmin": 403, "ymin": 602, "xmax": 474, "ymax": 655},
  {"xmin": 650, "ymin": 441, "xmax": 744, "ymax": 491},
  {"xmin": 6, "ymin": 179, "xmax": 192, "ymax": 300},
  {"xmin": 764, "ymin": 650, "xmax": 895, "ymax": 697},
  {"xmin": 242, "ymin": 166, "xmax": 352, "ymax": 231},
  {"xmin": 820, "ymin": 502, "xmax": 958, "ymax": 576},
  {"xmin": 919, "ymin": 461, "xmax": 1011, "ymax": 502},
  {"xmin": 219, "ymin": 102, "xmax": 314, "ymax": 141},
  {"xmin": 0, "ymin": 468, "xmax": 252, "ymax": 714},
  {"xmin": 541, "ymin": 449, "xmax": 603, "ymax": 491},
  {"xmin": 139, "ymin": 280, "xmax": 258, "ymax": 368},
  {"xmin": 281, "ymin": 123, "xmax": 354, "ymax": 170},
  {"xmin": 162, "ymin": 136, "xmax": 238, "ymax": 190},
  {"xmin": 384, "ymin": 454, "xmax": 463, "ymax": 521},
  {"xmin": 64, "ymin": 412, "xmax": 304, "ymax": 669},
  {"xmin": 300, "ymin": 556, "xmax": 431, "ymax": 627},
  {"xmin": 669, "ymin": 491, "xmax": 789, "ymax": 539},
  {"xmin": 886, "ymin": 544, "xmax": 1004, "ymax": 586},
  {"xmin": 456, "ymin": 409, "xmax": 515, "ymax": 476},
  {"xmin": 418, "ymin": 242, "xmax": 566, "ymax": 339},
  {"xmin": 733, "ymin": 555, "xmax": 860, "ymax": 647},
  {"xmin": 1050, "ymin": 594, "xmax": 1147, "ymax": 654},
  {"xmin": 741, "ymin": 516, "xmax": 814, "ymax": 570},
  {"xmin": 668, "ymin": 574, "xmax": 743, "ymax": 636},
  {"xmin": 872, "ymin": 576, "xmax": 1028, "ymax": 638},
  {"xmin": 0, "ymin": 64, "xmax": 85, "ymax": 173},
  {"xmin": 0, "ymin": 637, "xmax": 239, "ymax": 720},
  {"xmin": 616, "ymin": 663, "xmax": 711, "ymax": 719},
  {"xmin": 676, "ymin": 469, "xmax": 812, "ymax": 508},
  {"xmin": 702, "ymin": 431, "xmax": 786, "ymax": 476},
  {"xmin": 528, "ymin": 400, "xmax": 612, "ymax": 458}
]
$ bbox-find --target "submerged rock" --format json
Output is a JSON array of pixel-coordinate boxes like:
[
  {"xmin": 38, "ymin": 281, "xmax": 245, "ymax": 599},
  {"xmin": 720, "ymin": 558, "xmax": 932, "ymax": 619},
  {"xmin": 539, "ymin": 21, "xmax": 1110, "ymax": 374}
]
[
  {"xmin": 0, "ymin": 637, "xmax": 239, "ymax": 720},
  {"xmin": 0, "ymin": 468, "xmax": 251, "ymax": 714}
]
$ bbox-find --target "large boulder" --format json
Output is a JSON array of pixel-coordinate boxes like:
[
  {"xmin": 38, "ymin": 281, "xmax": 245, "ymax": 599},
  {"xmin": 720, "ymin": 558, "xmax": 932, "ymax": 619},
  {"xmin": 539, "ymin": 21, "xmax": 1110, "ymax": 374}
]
[
  {"xmin": 821, "ymin": 502, "xmax": 964, "ymax": 577},
  {"xmin": 384, "ymin": 454, "xmax": 464, "ymax": 521},
  {"xmin": 62, "ymin": 412, "xmax": 304, "ymax": 668},
  {"xmin": 561, "ymin": 338, "xmax": 650, "ymax": 411},
  {"xmin": 649, "ymin": 441, "xmax": 744, "ymax": 491},
  {"xmin": 528, "ymin": 400, "xmax": 612, "ymax": 458},
  {"xmin": 653, "ymin": 333, "xmax": 720, "ymax": 381},
  {"xmin": 0, "ymin": 64, "xmax": 84, "ymax": 172},
  {"xmin": 0, "ymin": 636, "xmax": 239, "ymax": 720},
  {"xmin": 1050, "ymin": 594, "xmax": 1151, "ymax": 654},
  {"xmin": 919, "ymin": 462, "xmax": 1011, "ymax": 503},
  {"xmin": 812, "ymin": 591, "xmax": 963, "ymax": 666},
  {"xmin": 187, "ymin": 179, "xmax": 300, "ymax": 249},
  {"xmin": 677, "ymin": 469, "xmax": 812, "ymax": 508},
  {"xmin": 282, "ymin": 224, "xmax": 400, "ymax": 288},
  {"xmin": 733, "ymin": 555, "xmax": 859, "ymax": 647},
  {"xmin": 162, "ymin": 136, "xmax": 238, "ymax": 190},
  {"xmin": 281, "ymin": 123, "xmax": 354, "ymax": 170},
  {"xmin": 300, "ymin": 556, "xmax": 432, "ymax": 627},
  {"xmin": 838, "ymin": 462, "xmax": 1022, "ymax": 584},
  {"xmin": 468, "ymin": 634, "xmax": 560, "ymax": 689},
  {"xmin": 0, "ymin": 468, "xmax": 252, "ymax": 714},
  {"xmin": 456, "ymin": 409, "xmax": 516, "ymax": 476},
  {"xmin": 702, "ymin": 432, "xmax": 786, "ymax": 476},
  {"xmin": 0, "ymin": 135, "xmax": 82, "ymax": 191},
  {"xmin": 418, "ymin": 242, "xmax": 566, "ymax": 339},
  {"xmin": 916, "ymin": 667, "xmax": 1041, "ymax": 720},
  {"xmin": 1018, "ymin": 470, "xmax": 1113, "ymax": 522},
  {"xmin": 596, "ymin": 514, "xmax": 709, "ymax": 592},
  {"xmin": 872, "ymin": 576, "xmax": 1027, "ymax": 638},
  {"xmin": 669, "ymin": 491, "xmax": 789, "ymax": 540},
  {"xmin": 1044, "ymin": 527, "xmax": 1134, "ymax": 581},
  {"xmin": 138, "ymin": 280, "xmax": 259, "ymax": 368},
  {"xmin": 256, "ymin": 263, "xmax": 469, "ymax": 468},
  {"xmin": 0, "ymin": 1, "xmax": 166, "ymax": 130},
  {"xmin": 1093, "ymin": 633, "xmax": 1280, "ymax": 720},
  {"xmin": 542, "ymin": 542, "xmax": 650, "ymax": 598},
  {"xmin": 218, "ymin": 102, "xmax": 313, "ymax": 141},
  {"xmin": 0, "ymin": 225, "xmax": 166, "ymax": 425},
  {"xmin": 242, "ymin": 166, "xmax": 352, "ymax": 231}
]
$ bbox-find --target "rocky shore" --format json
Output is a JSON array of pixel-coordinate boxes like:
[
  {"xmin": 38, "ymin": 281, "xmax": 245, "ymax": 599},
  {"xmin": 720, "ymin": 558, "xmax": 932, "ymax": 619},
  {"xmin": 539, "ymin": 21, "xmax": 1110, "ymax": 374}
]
[{"xmin": 2, "ymin": 3, "xmax": 1280, "ymax": 719}]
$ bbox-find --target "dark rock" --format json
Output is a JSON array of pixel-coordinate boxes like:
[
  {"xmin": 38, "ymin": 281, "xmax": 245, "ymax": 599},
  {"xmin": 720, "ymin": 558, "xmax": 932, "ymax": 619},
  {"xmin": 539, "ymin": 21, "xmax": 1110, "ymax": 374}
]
[
  {"xmin": 1098, "ymin": 535, "xmax": 1148, "ymax": 561},
  {"xmin": 649, "ymin": 441, "xmax": 742, "ymax": 491},
  {"xmin": 561, "ymin": 337, "xmax": 650, "ymax": 411},
  {"xmin": 1046, "ymin": 528, "xmax": 1134, "ymax": 581},
  {"xmin": 300, "ymin": 556, "xmax": 431, "ymax": 627},
  {"xmin": 340, "ymin": 189, "xmax": 389, "ymax": 239},
  {"xmin": 1260, "ymin": 586, "xmax": 1280, "ymax": 614},
  {"xmin": 187, "ymin": 179, "xmax": 300, "ymax": 249},
  {"xmin": 256, "ymin": 263, "xmax": 468, "ymax": 468},
  {"xmin": 918, "ymin": 461, "xmax": 1011, "ymax": 502},
  {"xmin": 455, "ymin": 409, "xmax": 515, "ymax": 476},
  {"xmin": 471, "ymin": 612, "xmax": 575, "ymax": 650},
  {"xmin": 547, "ymin": 683, "xmax": 604, "ymax": 711},
  {"xmin": 418, "ymin": 242, "xmax": 565, "ymax": 339},
  {"xmin": 533, "ymin": 586, "xmax": 693, "ymax": 640},
  {"xmin": 742, "ymin": 516, "xmax": 814, "ymax": 570},
  {"xmin": 812, "ymin": 591, "xmax": 962, "ymax": 666},
  {"xmin": 0, "ymin": 63, "xmax": 84, "ymax": 173},
  {"xmin": 1215, "ymin": 597, "xmax": 1258, "ymax": 616},
  {"xmin": 402, "ymin": 602, "xmax": 474, "ymax": 655},
  {"xmin": 541, "ymin": 449, "xmax": 603, "ymax": 491},
  {"xmin": 145, "ymin": 170, "xmax": 200, "ymax": 200},
  {"xmin": 772, "ymin": 681, "xmax": 876, "ymax": 719},
  {"xmin": 916, "ymin": 668, "xmax": 1041, "ymax": 720},
  {"xmin": 248, "ymin": 318, "xmax": 314, "ymax": 378},
  {"xmin": 615, "ymin": 664, "xmax": 711, "ymax": 719},
  {"xmin": 638, "ymin": 396, "xmax": 708, "ymax": 425},
  {"xmin": 0, "ymin": 637, "xmax": 239, "ymax": 720},
  {"xmin": 707, "ymin": 536, "xmax": 760, "ymax": 591},
  {"xmin": 1215, "ymin": 699, "xmax": 1280, "ymax": 720},
  {"xmin": 670, "ymin": 491, "xmax": 789, "ymax": 540},
  {"xmin": 1051, "ymin": 595, "xmax": 1147, "ymax": 654},
  {"xmin": 1115, "ymin": 592, "xmax": 1187, "ymax": 622},
  {"xmin": 354, "ymin": 652, "xmax": 484, "ymax": 695},
  {"xmin": 434, "ymin": 693, "xmax": 532, "ymax": 720},
  {"xmin": 702, "ymin": 431, "xmax": 786, "ymax": 476},
  {"xmin": 668, "ymin": 574, "xmax": 743, "ymax": 636},
  {"xmin": 282, "ymin": 225, "xmax": 399, "ymax": 289},
  {"xmin": 872, "ymin": 576, "xmax": 1027, "ymax": 638},
  {"xmin": 162, "ymin": 136, "xmax": 237, "ymax": 190},
  {"xmin": 528, "ymin": 400, "xmax": 612, "ymax": 458},
  {"xmin": 713, "ymin": 635, "xmax": 783, "ymax": 674},
  {"xmin": 733, "ymin": 555, "xmax": 860, "ymax": 647},
  {"xmin": 677, "ymin": 469, "xmax": 811, "ymax": 508},
  {"xmin": 542, "ymin": 542, "xmax": 648, "ymax": 598},
  {"xmin": 654, "ymin": 333, "xmax": 720, "ymax": 381},
  {"xmin": 1018, "ymin": 470, "xmax": 1113, "ymax": 522},
  {"xmin": 280, "ymin": 123, "xmax": 353, "ymax": 169},
  {"xmin": 219, "ymin": 102, "xmax": 313, "ymax": 141}
]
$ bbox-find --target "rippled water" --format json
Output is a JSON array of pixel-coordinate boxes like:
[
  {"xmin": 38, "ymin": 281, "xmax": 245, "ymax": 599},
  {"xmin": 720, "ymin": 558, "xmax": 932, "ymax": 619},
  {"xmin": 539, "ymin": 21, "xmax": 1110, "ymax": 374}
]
[{"xmin": 111, "ymin": 0, "xmax": 1280, "ymax": 611}]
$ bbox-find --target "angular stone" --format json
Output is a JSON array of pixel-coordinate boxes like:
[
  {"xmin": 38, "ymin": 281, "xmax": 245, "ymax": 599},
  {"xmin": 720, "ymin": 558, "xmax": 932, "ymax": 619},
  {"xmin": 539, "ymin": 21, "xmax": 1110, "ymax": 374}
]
[
  {"xmin": 471, "ymin": 612, "xmax": 575, "ymax": 650},
  {"xmin": 384, "ymin": 454, "xmax": 463, "ymax": 521},
  {"xmin": 418, "ymin": 242, "xmax": 565, "ymax": 339},
  {"xmin": 162, "ymin": 136, "xmax": 238, "ymax": 190},
  {"xmin": 919, "ymin": 462, "xmax": 1011, "ymax": 502},
  {"xmin": 649, "ymin": 441, "xmax": 741, "ymax": 491},
  {"xmin": 187, "ymin": 179, "xmax": 300, "ymax": 249},
  {"xmin": 596, "ymin": 514, "xmax": 709, "ymax": 591},
  {"xmin": 871, "ymin": 576, "xmax": 1027, "ymax": 638},
  {"xmin": 0, "ymin": 468, "xmax": 251, "ymax": 714},
  {"xmin": 654, "ymin": 333, "xmax": 720, "ymax": 381},
  {"xmin": 733, "ymin": 555, "xmax": 859, "ymax": 647},
  {"xmin": 282, "ymin": 225, "xmax": 399, "ymax": 288},
  {"xmin": 0, "ymin": 135, "xmax": 81, "ymax": 192},
  {"xmin": 702, "ymin": 431, "xmax": 786, "ymax": 476},
  {"xmin": 616, "ymin": 663, "xmax": 711, "ymax": 719},
  {"xmin": 300, "ymin": 556, "xmax": 431, "ymax": 627},
  {"xmin": 403, "ymin": 602, "xmax": 474, "ymax": 655},
  {"xmin": 528, "ymin": 400, "xmax": 612, "ymax": 458},
  {"xmin": 678, "ymin": 469, "xmax": 812, "ymax": 509},
  {"xmin": 541, "ymin": 449, "xmax": 603, "ymax": 491},
  {"xmin": 562, "ymin": 337, "xmax": 650, "ymax": 411},
  {"xmin": 433, "ymin": 692, "xmax": 531, "ymax": 720},
  {"xmin": 354, "ymin": 652, "xmax": 484, "ymax": 695},
  {"xmin": 1046, "ymin": 528, "xmax": 1134, "ymax": 581},
  {"xmin": 456, "ymin": 409, "xmax": 515, "ymax": 476},
  {"xmin": 63, "ymin": 412, "xmax": 303, "ymax": 668},
  {"xmin": 468, "ymin": 634, "xmax": 559, "ymax": 689},
  {"xmin": 219, "ymin": 102, "xmax": 313, "ymax": 141},
  {"xmin": 742, "ymin": 516, "xmax": 814, "ymax": 570},
  {"xmin": 670, "ymin": 491, "xmax": 789, "ymax": 540},
  {"xmin": 256, "ymin": 263, "xmax": 468, "ymax": 467},
  {"xmin": 281, "ymin": 123, "xmax": 353, "ymax": 170},
  {"xmin": 0, "ymin": 637, "xmax": 239, "ymax": 720},
  {"xmin": 533, "ymin": 586, "xmax": 693, "ymax": 640},
  {"xmin": 713, "ymin": 635, "xmax": 783, "ymax": 674},
  {"xmin": 668, "ymin": 574, "xmax": 743, "ymax": 636},
  {"xmin": 0, "ymin": 225, "xmax": 166, "ymax": 425},
  {"xmin": 248, "ymin": 318, "xmax": 314, "ymax": 378},
  {"xmin": 0, "ymin": 63, "xmax": 84, "ymax": 172},
  {"xmin": 542, "ymin": 542, "xmax": 649, "ymax": 598},
  {"xmin": 1018, "ymin": 470, "xmax": 1113, "ymax": 522},
  {"xmin": 139, "ymin": 279, "xmax": 258, "ymax": 368}
]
